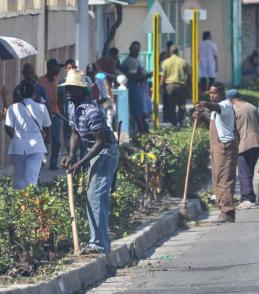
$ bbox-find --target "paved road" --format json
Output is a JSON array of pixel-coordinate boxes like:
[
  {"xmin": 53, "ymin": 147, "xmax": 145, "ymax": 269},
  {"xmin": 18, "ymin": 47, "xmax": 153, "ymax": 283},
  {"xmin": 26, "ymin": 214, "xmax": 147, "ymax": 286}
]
[{"xmin": 88, "ymin": 208, "xmax": 259, "ymax": 294}]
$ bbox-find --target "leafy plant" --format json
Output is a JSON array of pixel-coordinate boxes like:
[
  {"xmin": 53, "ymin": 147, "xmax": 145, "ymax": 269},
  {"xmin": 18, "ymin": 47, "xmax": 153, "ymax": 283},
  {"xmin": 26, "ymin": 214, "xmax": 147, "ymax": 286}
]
[{"xmin": 0, "ymin": 125, "xmax": 210, "ymax": 278}]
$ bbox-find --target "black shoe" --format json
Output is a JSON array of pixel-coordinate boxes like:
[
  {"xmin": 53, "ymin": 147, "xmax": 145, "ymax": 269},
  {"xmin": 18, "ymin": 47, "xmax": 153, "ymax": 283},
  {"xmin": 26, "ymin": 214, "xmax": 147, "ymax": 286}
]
[{"xmin": 217, "ymin": 211, "xmax": 235, "ymax": 223}]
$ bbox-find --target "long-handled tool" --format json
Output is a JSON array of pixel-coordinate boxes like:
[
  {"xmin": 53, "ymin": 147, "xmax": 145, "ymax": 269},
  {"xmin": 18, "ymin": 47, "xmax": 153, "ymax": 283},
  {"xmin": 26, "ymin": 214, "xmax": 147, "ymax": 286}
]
[
  {"xmin": 67, "ymin": 171, "xmax": 80, "ymax": 256},
  {"xmin": 111, "ymin": 120, "xmax": 122, "ymax": 194},
  {"xmin": 180, "ymin": 118, "xmax": 198, "ymax": 219}
]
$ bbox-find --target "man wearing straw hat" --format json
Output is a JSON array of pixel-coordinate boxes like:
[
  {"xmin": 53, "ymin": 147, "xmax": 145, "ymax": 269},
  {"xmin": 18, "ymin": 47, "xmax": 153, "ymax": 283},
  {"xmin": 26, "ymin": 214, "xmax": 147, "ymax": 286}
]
[{"xmin": 61, "ymin": 69, "xmax": 119, "ymax": 254}]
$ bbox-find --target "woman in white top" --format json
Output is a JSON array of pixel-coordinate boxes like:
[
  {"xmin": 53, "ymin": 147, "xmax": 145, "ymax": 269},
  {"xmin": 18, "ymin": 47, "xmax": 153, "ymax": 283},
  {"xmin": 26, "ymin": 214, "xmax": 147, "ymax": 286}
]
[{"xmin": 5, "ymin": 81, "xmax": 51, "ymax": 189}]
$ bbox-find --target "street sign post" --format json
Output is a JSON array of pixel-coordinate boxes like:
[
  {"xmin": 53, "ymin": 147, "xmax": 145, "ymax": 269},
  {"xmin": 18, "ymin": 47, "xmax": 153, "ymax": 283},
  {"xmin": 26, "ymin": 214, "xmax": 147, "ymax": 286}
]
[
  {"xmin": 183, "ymin": 9, "xmax": 207, "ymax": 105},
  {"xmin": 152, "ymin": 13, "xmax": 160, "ymax": 130},
  {"xmin": 192, "ymin": 9, "xmax": 199, "ymax": 105},
  {"xmin": 140, "ymin": 1, "xmax": 175, "ymax": 130}
]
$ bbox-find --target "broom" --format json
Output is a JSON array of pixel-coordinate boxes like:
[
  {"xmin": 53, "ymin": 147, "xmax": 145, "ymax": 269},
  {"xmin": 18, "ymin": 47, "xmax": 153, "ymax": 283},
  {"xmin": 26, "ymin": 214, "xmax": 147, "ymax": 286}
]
[{"xmin": 180, "ymin": 118, "xmax": 198, "ymax": 220}]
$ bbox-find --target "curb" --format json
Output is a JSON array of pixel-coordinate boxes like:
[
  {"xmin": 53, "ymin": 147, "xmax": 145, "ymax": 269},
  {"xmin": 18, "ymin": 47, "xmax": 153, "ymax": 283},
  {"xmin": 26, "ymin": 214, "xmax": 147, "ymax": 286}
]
[{"xmin": 0, "ymin": 199, "xmax": 202, "ymax": 294}]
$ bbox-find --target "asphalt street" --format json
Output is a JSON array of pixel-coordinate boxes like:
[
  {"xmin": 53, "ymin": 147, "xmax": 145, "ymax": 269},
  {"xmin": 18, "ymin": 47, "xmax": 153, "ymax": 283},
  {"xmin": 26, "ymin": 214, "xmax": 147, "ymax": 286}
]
[
  {"xmin": 88, "ymin": 208, "xmax": 259, "ymax": 294},
  {"xmin": 121, "ymin": 209, "xmax": 259, "ymax": 294}
]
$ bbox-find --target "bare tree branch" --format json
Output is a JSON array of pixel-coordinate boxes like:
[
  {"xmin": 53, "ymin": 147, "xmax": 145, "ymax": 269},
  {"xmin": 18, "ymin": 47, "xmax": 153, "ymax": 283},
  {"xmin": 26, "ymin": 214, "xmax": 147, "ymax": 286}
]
[{"xmin": 102, "ymin": 4, "xmax": 123, "ymax": 56}]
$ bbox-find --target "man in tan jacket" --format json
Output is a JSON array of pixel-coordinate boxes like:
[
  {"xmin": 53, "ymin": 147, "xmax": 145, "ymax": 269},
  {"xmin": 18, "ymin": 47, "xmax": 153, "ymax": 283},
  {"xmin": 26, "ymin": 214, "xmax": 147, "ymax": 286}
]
[{"xmin": 227, "ymin": 89, "xmax": 259, "ymax": 208}]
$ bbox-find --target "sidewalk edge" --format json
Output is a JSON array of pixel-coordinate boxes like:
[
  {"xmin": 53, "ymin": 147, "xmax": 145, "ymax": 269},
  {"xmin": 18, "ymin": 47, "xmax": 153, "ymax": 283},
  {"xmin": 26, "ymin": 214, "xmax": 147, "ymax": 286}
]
[{"xmin": 0, "ymin": 199, "xmax": 202, "ymax": 294}]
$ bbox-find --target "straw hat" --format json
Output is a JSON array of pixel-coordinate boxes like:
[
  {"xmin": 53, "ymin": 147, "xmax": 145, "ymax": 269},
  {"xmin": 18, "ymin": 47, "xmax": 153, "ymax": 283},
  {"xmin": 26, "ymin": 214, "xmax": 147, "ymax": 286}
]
[{"xmin": 59, "ymin": 69, "xmax": 89, "ymax": 88}]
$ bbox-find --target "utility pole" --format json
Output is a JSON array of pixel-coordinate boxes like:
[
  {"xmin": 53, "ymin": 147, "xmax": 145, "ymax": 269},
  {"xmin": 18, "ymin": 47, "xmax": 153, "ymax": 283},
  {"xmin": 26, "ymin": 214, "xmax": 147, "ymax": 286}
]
[
  {"xmin": 36, "ymin": 0, "xmax": 46, "ymax": 76},
  {"xmin": 76, "ymin": 0, "xmax": 89, "ymax": 70}
]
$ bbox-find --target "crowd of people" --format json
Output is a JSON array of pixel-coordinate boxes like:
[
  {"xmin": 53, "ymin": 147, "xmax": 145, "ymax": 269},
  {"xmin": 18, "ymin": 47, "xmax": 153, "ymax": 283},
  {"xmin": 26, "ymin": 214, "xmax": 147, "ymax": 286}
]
[
  {"xmin": 0, "ymin": 42, "xmax": 152, "ymax": 253},
  {"xmin": 0, "ymin": 42, "xmax": 153, "ymax": 184},
  {"xmin": 0, "ymin": 34, "xmax": 258, "ymax": 253}
]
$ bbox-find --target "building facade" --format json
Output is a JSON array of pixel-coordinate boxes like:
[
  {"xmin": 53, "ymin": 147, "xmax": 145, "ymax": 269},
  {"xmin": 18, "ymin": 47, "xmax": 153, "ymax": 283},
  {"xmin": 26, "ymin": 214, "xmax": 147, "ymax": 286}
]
[
  {"xmin": 115, "ymin": 0, "xmax": 245, "ymax": 86},
  {"xmin": 0, "ymin": 0, "xmax": 77, "ymax": 172}
]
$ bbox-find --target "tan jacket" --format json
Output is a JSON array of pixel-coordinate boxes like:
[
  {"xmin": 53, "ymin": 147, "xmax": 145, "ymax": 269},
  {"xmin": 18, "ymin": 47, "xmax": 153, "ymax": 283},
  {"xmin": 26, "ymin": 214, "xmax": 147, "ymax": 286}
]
[{"xmin": 233, "ymin": 101, "xmax": 259, "ymax": 154}]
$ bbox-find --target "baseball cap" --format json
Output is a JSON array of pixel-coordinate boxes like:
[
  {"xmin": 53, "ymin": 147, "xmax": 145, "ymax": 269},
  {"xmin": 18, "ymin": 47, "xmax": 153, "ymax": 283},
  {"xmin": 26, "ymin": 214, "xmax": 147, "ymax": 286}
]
[
  {"xmin": 226, "ymin": 89, "xmax": 239, "ymax": 99},
  {"xmin": 47, "ymin": 58, "xmax": 64, "ymax": 68}
]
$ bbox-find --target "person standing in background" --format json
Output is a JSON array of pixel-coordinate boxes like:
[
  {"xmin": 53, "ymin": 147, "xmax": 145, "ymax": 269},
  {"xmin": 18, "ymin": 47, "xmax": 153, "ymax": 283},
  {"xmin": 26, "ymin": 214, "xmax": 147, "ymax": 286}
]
[
  {"xmin": 5, "ymin": 81, "xmax": 51, "ymax": 189},
  {"xmin": 159, "ymin": 40, "xmax": 174, "ymax": 65},
  {"xmin": 160, "ymin": 40, "xmax": 174, "ymax": 123},
  {"xmin": 39, "ymin": 58, "xmax": 64, "ymax": 170},
  {"xmin": 97, "ymin": 47, "xmax": 120, "ymax": 76},
  {"xmin": 227, "ymin": 89, "xmax": 259, "ymax": 209},
  {"xmin": 13, "ymin": 63, "xmax": 49, "ymax": 108},
  {"xmin": 58, "ymin": 59, "xmax": 77, "ymax": 153},
  {"xmin": 120, "ymin": 41, "xmax": 151, "ymax": 135},
  {"xmin": 199, "ymin": 31, "xmax": 218, "ymax": 92},
  {"xmin": 160, "ymin": 45, "xmax": 191, "ymax": 127}
]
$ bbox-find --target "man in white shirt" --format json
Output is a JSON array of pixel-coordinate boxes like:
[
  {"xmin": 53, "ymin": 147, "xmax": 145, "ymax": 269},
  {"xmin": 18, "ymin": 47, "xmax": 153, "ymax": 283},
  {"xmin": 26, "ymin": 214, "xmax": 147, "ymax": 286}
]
[
  {"xmin": 194, "ymin": 82, "xmax": 238, "ymax": 222},
  {"xmin": 199, "ymin": 31, "xmax": 218, "ymax": 92}
]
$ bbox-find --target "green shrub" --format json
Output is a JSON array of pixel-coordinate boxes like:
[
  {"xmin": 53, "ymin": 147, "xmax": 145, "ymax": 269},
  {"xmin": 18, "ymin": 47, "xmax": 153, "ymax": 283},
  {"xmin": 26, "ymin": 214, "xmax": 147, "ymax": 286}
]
[
  {"xmin": 0, "ymin": 179, "xmax": 72, "ymax": 275},
  {"xmin": 238, "ymin": 89, "xmax": 259, "ymax": 107},
  {"xmin": 0, "ymin": 126, "xmax": 210, "ymax": 276},
  {"xmin": 130, "ymin": 127, "xmax": 210, "ymax": 200}
]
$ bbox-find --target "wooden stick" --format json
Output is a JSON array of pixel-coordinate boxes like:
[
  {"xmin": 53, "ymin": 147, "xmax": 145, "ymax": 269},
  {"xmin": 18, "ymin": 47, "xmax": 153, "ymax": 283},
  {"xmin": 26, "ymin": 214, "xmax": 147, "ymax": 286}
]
[
  {"xmin": 67, "ymin": 172, "xmax": 80, "ymax": 256},
  {"xmin": 182, "ymin": 119, "xmax": 198, "ymax": 203}
]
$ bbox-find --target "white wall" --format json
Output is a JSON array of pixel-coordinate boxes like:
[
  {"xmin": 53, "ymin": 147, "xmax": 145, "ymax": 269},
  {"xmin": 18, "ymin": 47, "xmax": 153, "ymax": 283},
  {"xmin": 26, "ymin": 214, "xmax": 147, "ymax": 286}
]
[
  {"xmin": 115, "ymin": 1, "xmax": 148, "ymax": 53},
  {"xmin": 48, "ymin": 10, "xmax": 77, "ymax": 50},
  {"xmin": 198, "ymin": 0, "xmax": 233, "ymax": 85}
]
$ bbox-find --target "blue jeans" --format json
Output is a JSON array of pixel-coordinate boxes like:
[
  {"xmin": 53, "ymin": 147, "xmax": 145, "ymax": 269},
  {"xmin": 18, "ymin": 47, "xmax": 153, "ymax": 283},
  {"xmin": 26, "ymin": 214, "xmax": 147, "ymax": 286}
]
[
  {"xmin": 86, "ymin": 143, "xmax": 119, "ymax": 253},
  {"xmin": 50, "ymin": 114, "xmax": 62, "ymax": 168}
]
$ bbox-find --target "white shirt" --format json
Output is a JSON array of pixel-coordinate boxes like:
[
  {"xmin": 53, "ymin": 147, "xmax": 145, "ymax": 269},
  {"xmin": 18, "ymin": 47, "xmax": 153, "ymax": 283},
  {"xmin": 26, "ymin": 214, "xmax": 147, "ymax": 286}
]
[
  {"xmin": 199, "ymin": 39, "xmax": 218, "ymax": 78},
  {"xmin": 5, "ymin": 98, "xmax": 51, "ymax": 155},
  {"xmin": 210, "ymin": 99, "xmax": 235, "ymax": 143}
]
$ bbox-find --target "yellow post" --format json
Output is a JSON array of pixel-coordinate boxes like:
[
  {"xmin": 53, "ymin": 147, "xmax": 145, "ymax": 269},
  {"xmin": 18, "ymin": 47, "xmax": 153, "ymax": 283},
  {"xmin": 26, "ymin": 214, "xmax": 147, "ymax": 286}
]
[
  {"xmin": 192, "ymin": 9, "xmax": 199, "ymax": 105},
  {"xmin": 152, "ymin": 13, "xmax": 160, "ymax": 130}
]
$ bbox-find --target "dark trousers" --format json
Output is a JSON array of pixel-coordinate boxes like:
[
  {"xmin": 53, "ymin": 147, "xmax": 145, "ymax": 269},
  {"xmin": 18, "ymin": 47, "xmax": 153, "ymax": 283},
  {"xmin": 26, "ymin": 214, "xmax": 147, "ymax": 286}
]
[
  {"xmin": 162, "ymin": 85, "xmax": 170, "ymax": 122},
  {"xmin": 238, "ymin": 147, "xmax": 259, "ymax": 202},
  {"xmin": 49, "ymin": 114, "xmax": 62, "ymax": 169},
  {"xmin": 165, "ymin": 83, "xmax": 187, "ymax": 126},
  {"xmin": 200, "ymin": 77, "xmax": 215, "ymax": 92}
]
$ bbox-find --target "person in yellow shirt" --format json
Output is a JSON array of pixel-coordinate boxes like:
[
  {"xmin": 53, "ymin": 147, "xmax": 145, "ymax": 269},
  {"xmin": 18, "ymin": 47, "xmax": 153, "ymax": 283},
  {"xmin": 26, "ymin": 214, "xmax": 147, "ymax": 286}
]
[{"xmin": 160, "ymin": 45, "xmax": 191, "ymax": 126}]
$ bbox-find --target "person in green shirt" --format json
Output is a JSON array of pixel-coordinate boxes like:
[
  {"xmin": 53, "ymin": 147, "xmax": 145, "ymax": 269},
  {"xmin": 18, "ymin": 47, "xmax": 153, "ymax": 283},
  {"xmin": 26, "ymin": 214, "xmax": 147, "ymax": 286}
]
[{"xmin": 160, "ymin": 45, "xmax": 191, "ymax": 126}]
